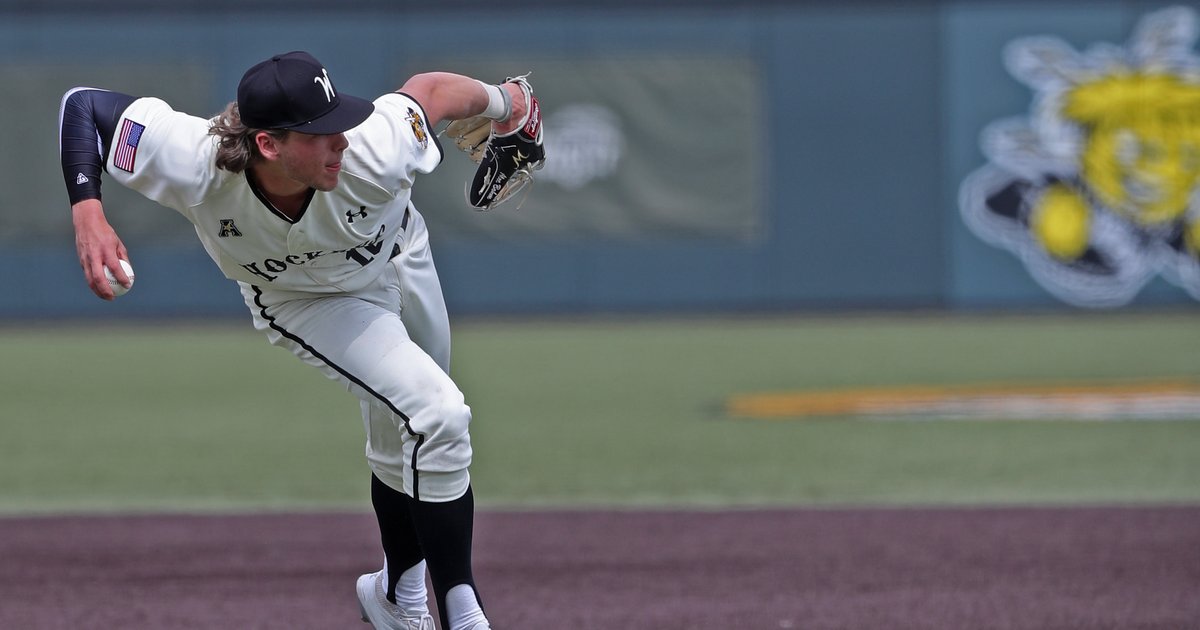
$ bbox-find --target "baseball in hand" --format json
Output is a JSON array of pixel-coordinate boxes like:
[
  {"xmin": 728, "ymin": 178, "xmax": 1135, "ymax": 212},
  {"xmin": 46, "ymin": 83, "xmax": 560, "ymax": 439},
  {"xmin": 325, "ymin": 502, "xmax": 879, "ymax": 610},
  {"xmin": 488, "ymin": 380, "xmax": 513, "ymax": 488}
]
[{"xmin": 104, "ymin": 259, "xmax": 135, "ymax": 297}]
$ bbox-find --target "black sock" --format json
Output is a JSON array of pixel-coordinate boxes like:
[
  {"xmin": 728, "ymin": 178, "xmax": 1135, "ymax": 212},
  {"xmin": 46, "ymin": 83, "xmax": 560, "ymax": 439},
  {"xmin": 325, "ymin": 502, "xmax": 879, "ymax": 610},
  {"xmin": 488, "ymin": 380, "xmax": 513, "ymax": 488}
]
[
  {"xmin": 370, "ymin": 473, "xmax": 425, "ymax": 603},
  {"xmin": 405, "ymin": 485, "xmax": 483, "ymax": 628}
]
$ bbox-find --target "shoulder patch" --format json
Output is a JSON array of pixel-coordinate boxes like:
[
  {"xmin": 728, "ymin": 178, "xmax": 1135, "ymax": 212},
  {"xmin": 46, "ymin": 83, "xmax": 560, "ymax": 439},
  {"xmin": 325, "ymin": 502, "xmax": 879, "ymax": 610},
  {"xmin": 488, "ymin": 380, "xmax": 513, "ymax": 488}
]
[
  {"xmin": 405, "ymin": 107, "xmax": 429, "ymax": 150},
  {"xmin": 113, "ymin": 119, "xmax": 146, "ymax": 173}
]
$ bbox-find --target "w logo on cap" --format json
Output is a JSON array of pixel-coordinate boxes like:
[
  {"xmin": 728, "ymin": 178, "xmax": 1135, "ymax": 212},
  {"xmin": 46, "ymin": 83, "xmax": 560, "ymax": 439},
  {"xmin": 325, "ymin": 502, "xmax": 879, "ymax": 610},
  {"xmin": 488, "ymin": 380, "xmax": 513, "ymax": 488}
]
[
  {"xmin": 237, "ymin": 51, "xmax": 373, "ymax": 134},
  {"xmin": 314, "ymin": 68, "xmax": 336, "ymax": 103}
]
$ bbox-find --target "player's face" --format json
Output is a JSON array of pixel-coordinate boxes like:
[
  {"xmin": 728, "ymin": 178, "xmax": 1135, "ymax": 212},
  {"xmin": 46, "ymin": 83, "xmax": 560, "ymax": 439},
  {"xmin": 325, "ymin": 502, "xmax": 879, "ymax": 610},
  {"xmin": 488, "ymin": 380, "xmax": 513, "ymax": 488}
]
[{"xmin": 275, "ymin": 131, "xmax": 350, "ymax": 192}]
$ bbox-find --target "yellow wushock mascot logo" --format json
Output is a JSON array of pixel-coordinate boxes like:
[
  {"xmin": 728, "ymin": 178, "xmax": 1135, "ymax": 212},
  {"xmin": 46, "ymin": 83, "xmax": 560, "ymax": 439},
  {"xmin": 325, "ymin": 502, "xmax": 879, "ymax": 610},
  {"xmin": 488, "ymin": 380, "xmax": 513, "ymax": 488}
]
[{"xmin": 960, "ymin": 6, "xmax": 1200, "ymax": 307}]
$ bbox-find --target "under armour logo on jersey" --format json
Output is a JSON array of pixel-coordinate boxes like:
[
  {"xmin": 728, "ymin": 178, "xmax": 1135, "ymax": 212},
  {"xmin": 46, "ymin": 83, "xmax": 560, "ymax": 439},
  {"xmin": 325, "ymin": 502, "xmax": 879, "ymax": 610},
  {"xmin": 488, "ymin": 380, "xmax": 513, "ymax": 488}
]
[
  {"xmin": 346, "ymin": 206, "xmax": 368, "ymax": 223},
  {"xmin": 314, "ymin": 68, "xmax": 335, "ymax": 102},
  {"xmin": 218, "ymin": 219, "xmax": 243, "ymax": 238}
]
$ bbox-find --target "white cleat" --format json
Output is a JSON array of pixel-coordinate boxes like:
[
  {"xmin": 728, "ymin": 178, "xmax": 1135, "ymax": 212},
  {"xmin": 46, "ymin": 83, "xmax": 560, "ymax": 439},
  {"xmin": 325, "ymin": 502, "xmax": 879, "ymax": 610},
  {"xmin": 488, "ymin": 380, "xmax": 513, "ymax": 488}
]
[{"xmin": 356, "ymin": 569, "xmax": 435, "ymax": 630}]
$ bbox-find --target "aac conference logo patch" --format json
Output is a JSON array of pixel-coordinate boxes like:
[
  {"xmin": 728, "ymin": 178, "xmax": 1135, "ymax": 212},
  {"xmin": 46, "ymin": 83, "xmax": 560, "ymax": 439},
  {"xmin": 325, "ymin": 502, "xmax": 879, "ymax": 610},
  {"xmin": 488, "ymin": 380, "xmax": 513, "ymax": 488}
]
[{"xmin": 959, "ymin": 6, "xmax": 1200, "ymax": 307}]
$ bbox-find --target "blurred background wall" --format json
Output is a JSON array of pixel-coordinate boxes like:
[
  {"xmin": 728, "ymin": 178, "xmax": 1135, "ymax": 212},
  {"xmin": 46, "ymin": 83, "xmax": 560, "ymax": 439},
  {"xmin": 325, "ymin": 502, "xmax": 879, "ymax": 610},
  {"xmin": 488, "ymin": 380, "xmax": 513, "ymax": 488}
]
[{"xmin": 2, "ymin": 0, "xmax": 1197, "ymax": 318}]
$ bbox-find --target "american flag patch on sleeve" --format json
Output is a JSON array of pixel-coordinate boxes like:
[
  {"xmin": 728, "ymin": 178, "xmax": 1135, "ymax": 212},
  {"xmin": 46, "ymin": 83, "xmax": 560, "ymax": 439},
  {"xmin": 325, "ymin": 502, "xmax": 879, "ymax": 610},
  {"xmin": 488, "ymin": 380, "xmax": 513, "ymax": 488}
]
[{"xmin": 113, "ymin": 119, "xmax": 145, "ymax": 173}]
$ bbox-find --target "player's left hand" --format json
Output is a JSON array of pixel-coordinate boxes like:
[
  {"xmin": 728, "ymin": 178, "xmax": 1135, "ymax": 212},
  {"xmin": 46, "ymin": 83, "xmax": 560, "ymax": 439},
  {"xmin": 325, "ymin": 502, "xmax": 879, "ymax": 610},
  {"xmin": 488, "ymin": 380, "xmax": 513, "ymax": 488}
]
[
  {"xmin": 445, "ymin": 75, "xmax": 546, "ymax": 210},
  {"xmin": 443, "ymin": 80, "xmax": 535, "ymax": 162}
]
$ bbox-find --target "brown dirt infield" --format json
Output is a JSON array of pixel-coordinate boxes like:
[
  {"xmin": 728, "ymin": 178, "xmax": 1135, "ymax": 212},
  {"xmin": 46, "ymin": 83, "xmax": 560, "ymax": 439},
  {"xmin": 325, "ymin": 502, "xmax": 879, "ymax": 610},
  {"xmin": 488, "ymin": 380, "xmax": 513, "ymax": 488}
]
[{"xmin": 1, "ymin": 506, "xmax": 1197, "ymax": 629}]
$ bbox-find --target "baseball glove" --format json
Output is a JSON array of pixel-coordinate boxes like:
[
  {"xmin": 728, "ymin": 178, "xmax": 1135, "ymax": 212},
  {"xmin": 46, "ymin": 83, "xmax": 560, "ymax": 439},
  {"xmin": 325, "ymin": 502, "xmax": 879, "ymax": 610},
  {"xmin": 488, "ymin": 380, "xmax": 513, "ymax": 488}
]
[{"xmin": 445, "ymin": 76, "xmax": 546, "ymax": 210}]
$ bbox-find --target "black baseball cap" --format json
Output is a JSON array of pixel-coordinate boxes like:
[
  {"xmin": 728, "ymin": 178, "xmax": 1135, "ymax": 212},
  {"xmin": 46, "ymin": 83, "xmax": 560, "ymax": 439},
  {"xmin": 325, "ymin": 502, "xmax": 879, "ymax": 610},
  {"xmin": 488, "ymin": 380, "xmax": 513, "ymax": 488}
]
[{"xmin": 237, "ymin": 51, "xmax": 374, "ymax": 134}]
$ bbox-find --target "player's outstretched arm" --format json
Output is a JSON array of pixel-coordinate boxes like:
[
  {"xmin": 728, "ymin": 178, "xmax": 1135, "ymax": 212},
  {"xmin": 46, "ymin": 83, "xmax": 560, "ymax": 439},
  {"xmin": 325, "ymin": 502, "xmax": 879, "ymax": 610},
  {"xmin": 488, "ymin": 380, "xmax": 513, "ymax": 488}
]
[
  {"xmin": 59, "ymin": 88, "xmax": 136, "ymax": 300},
  {"xmin": 438, "ymin": 74, "xmax": 544, "ymax": 210},
  {"xmin": 399, "ymin": 72, "xmax": 527, "ymax": 129}
]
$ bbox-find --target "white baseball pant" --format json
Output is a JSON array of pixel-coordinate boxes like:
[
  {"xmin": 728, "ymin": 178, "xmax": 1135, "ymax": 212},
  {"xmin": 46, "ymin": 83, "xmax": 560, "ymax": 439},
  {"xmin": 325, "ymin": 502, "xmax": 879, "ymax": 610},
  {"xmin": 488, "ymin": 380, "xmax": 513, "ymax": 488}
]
[{"xmin": 239, "ymin": 207, "xmax": 472, "ymax": 502}]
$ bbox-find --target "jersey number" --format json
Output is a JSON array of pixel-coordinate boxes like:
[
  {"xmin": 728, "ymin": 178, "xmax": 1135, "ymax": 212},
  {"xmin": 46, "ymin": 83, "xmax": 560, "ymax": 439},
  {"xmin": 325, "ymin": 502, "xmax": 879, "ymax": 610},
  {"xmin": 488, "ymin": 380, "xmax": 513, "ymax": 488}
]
[{"xmin": 345, "ymin": 224, "xmax": 387, "ymax": 267}]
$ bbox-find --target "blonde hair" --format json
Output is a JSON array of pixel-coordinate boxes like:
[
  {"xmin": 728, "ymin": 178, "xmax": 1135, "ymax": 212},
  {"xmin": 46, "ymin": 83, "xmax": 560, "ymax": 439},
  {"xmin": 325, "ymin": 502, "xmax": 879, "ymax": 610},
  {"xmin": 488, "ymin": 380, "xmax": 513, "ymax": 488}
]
[{"xmin": 208, "ymin": 101, "xmax": 288, "ymax": 173}]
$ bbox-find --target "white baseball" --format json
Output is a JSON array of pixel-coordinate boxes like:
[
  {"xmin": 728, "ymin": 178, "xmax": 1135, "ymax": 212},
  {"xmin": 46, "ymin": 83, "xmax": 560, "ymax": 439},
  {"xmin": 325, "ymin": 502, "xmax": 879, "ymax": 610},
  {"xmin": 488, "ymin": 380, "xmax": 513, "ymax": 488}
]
[{"xmin": 104, "ymin": 259, "xmax": 135, "ymax": 297}]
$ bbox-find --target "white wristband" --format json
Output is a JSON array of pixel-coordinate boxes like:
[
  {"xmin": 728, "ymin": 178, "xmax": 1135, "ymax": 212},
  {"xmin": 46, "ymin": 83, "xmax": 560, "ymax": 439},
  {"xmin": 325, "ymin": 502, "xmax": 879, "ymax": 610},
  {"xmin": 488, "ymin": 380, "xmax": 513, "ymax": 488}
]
[{"xmin": 478, "ymin": 81, "xmax": 512, "ymax": 122}]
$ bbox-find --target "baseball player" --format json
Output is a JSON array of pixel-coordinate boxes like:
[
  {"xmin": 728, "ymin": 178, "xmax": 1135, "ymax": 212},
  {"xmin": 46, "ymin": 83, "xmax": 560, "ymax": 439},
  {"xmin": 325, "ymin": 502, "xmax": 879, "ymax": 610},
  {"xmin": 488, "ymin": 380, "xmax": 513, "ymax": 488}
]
[{"xmin": 60, "ymin": 51, "xmax": 544, "ymax": 630}]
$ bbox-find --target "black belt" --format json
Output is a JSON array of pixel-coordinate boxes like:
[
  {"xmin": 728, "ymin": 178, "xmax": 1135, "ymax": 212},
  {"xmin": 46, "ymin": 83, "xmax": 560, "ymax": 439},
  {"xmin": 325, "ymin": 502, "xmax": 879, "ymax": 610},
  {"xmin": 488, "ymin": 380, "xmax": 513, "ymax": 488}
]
[{"xmin": 390, "ymin": 207, "xmax": 412, "ymax": 259}]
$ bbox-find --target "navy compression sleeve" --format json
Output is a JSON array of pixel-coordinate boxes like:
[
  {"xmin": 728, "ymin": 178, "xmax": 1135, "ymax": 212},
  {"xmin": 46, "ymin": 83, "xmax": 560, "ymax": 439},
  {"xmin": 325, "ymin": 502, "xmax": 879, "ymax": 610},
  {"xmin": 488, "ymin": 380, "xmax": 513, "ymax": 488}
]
[{"xmin": 59, "ymin": 88, "xmax": 137, "ymax": 205}]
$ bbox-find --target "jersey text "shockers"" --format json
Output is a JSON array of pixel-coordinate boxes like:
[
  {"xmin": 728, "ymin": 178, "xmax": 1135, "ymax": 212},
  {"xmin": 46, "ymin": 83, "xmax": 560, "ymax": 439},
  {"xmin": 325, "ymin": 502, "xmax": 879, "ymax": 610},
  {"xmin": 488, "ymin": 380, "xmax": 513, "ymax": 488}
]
[
  {"xmin": 240, "ymin": 224, "xmax": 387, "ymax": 282},
  {"xmin": 106, "ymin": 92, "xmax": 441, "ymax": 293}
]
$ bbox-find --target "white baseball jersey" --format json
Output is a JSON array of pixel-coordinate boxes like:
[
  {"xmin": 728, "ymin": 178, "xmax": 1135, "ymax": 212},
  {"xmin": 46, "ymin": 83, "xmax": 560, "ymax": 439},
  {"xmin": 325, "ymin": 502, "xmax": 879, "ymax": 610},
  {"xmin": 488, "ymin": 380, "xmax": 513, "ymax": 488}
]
[
  {"xmin": 105, "ymin": 90, "xmax": 474, "ymax": 502},
  {"xmin": 108, "ymin": 92, "xmax": 442, "ymax": 293}
]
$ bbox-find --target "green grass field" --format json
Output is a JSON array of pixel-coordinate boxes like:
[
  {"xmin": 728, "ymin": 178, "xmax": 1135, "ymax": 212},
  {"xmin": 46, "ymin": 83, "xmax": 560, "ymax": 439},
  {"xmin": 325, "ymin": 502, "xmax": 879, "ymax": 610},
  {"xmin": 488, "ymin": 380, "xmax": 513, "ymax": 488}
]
[{"xmin": 1, "ymin": 311, "xmax": 1198, "ymax": 514}]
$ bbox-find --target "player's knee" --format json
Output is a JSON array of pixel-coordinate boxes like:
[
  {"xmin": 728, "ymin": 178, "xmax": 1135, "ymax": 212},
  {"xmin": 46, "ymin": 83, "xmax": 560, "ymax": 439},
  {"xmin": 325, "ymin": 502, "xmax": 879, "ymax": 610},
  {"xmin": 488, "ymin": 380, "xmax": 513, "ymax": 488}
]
[
  {"xmin": 369, "ymin": 382, "xmax": 473, "ymax": 501},
  {"xmin": 412, "ymin": 389, "xmax": 474, "ymax": 491},
  {"xmin": 429, "ymin": 387, "xmax": 472, "ymax": 444},
  {"xmin": 395, "ymin": 381, "xmax": 471, "ymax": 448}
]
